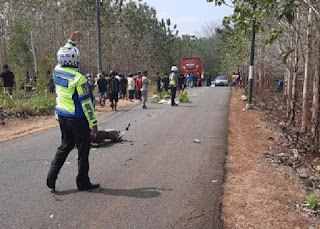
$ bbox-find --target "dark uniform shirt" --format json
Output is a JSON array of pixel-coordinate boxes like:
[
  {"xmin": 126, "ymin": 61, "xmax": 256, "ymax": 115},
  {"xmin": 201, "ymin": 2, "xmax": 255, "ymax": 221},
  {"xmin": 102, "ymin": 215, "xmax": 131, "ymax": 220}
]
[{"xmin": 0, "ymin": 70, "xmax": 15, "ymax": 87}]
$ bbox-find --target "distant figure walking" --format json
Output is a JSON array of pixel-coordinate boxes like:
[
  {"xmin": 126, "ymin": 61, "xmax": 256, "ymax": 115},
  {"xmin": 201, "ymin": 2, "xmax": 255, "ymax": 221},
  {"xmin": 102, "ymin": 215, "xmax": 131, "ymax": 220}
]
[{"xmin": 0, "ymin": 64, "xmax": 16, "ymax": 99}]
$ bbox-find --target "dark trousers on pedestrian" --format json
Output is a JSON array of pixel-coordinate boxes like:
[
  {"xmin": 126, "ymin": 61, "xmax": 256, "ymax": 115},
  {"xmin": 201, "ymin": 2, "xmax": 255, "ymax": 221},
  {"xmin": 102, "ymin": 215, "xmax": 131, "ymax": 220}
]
[
  {"xmin": 171, "ymin": 86, "xmax": 177, "ymax": 105},
  {"xmin": 142, "ymin": 90, "xmax": 148, "ymax": 107},
  {"xmin": 129, "ymin": 90, "xmax": 134, "ymax": 100},
  {"xmin": 47, "ymin": 115, "xmax": 91, "ymax": 189}
]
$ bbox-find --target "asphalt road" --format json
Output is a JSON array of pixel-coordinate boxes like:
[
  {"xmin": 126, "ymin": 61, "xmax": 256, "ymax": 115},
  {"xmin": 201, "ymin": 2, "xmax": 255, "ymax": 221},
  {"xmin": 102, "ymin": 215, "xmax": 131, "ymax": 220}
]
[{"xmin": 0, "ymin": 86, "xmax": 230, "ymax": 229}]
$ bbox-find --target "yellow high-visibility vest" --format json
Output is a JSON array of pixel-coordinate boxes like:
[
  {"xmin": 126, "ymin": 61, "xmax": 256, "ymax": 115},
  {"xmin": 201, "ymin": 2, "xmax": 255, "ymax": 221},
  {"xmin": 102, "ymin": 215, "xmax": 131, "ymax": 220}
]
[{"xmin": 169, "ymin": 73, "xmax": 176, "ymax": 86}]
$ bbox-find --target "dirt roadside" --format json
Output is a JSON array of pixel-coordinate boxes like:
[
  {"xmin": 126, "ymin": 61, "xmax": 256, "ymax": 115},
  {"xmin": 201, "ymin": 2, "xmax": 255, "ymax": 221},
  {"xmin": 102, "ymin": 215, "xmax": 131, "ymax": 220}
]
[
  {"xmin": 223, "ymin": 89, "xmax": 319, "ymax": 228},
  {"xmin": 0, "ymin": 99, "xmax": 137, "ymax": 143}
]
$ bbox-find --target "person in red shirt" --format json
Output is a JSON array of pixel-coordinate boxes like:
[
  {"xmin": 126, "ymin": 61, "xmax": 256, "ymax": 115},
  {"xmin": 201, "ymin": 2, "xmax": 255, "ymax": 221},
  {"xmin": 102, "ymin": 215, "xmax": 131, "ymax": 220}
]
[{"xmin": 135, "ymin": 72, "xmax": 142, "ymax": 100}]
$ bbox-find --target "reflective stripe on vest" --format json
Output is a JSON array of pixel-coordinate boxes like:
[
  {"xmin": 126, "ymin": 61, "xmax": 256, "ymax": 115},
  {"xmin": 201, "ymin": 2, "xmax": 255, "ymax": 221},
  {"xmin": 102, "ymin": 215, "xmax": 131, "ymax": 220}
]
[{"xmin": 169, "ymin": 74, "xmax": 175, "ymax": 86}]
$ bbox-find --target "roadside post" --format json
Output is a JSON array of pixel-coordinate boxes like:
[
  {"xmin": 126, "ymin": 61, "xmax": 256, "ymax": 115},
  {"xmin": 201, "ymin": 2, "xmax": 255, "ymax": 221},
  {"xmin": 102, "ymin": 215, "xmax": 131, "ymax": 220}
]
[{"xmin": 246, "ymin": 6, "xmax": 256, "ymax": 110}]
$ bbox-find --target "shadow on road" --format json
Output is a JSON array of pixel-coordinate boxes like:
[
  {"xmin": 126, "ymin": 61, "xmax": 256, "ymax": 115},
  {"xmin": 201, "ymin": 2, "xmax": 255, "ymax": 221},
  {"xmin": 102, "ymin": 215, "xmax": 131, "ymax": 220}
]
[
  {"xmin": 91, "ymin": 139, "xmax": 133, "ymax": 148},
  {"xmin": 53, "ymin": 187, "xmax": 172, "ymax": 199}
]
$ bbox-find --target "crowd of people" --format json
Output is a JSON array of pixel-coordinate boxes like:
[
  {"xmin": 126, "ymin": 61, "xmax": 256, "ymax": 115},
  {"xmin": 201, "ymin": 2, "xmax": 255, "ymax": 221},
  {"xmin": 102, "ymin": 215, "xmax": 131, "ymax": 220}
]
[
  {"xmin": 86, "ymin": 69, "xmax": 150, "ymax": 110},
  {"xmin": 85, "ymin": 69, "xmax": 213, "ymax": 110},
  {"xmin": 155, "ymin": 71, "xmax": 213, "ymax": 94}
]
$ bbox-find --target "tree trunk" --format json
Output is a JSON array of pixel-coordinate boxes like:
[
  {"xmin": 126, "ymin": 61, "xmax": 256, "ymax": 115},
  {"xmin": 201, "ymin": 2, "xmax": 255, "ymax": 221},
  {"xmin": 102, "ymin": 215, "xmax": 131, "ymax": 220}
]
[
  {"xmin": 301, "ymin": 8, "xmax": 313, "ymax": 133},
  {"xmin": 289, "ymin": 8, "xmax": 300, "ymax": 126},
  {"xmin": 311, "ymin": 22, "xmax": 320, "ymax": 154},
  {"xmin": 286, "ymin": 53, "xmax": 293, "ymax": 119},
  {"xmin": 30, "ymin": 30, "xmax": 37, "ymax": 80}
]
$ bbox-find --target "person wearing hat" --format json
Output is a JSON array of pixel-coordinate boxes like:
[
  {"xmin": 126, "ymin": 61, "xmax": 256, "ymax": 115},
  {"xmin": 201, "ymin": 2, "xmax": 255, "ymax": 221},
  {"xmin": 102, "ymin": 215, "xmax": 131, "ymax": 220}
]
[
  {"xmin": 47, "ymin": 31, "xmax": 99, "ymax": 191},
  {"xmin": 170, "ymin": 66, "xmax": 179, "ymax": 106}
]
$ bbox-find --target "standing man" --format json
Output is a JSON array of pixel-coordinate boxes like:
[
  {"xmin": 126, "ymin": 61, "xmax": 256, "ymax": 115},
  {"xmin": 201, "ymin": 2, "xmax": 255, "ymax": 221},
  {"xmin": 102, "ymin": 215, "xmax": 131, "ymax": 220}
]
[
  {"xmin": 232, "ymin": 72, "xmax": 237, "ymax": 87},
  {"xmin": 155, "ymin": 72, "xmax": 161, "ymax": 93},
  {"xmin": 178, "ymin": 71, "xmax": 185, "ymax": 93},
  {"xmin": 0, "ymin": 64, "xmax": 16, "ymax": 99},
  {"xmin": 170, "ymin": 66, "xmax": 179, "ymax": 106},
  {"xmin": 162, "ymin": 73, "xmax": 169, "ymax": 92},
  {"xmin": 47, "ymin": 31, "xmax": 99, "ymax": 191},
  {"xmin": 121, "ymin": 73, "xmax": 128, "ymax": 101},
  {"xmin": 97, "ymin": 73, "xmax": 107, "ymax": 106},
  {"xmin": 127, "ymin": 73, "xmax": 135, "ymax": 102},
  {"xmin": 189, "ymin": 72, "xmax": 194, "ymax": 88},
  {"xmin": 135, "ymin": 72, "xmax": 142, "ymax": 100},
  {"xmin": 109, "ymin": 70, "xmax": 119, "ymax": 111},
  {"xmin": 86, "ymin": 73, "xmax": 96, "ymax": 106},
  {"xmin": 141, "ymin": 70, "xmax": 150, "ymax": 109}
]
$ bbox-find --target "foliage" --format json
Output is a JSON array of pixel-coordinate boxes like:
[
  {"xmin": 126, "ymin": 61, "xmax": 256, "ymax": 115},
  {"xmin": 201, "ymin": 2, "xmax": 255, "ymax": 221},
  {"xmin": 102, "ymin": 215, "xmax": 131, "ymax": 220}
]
[
  {"xmin": 0, "ymin": 93, "xmax": 56, "ymax": 116},
  {"xmin": 37, "ymin": 56, "xmax": 55, "ymax": 94},
  {"xmin": 179, "ymin": 91, "xmax": 191, "ymax": 103},
  {"xmin": 304, "ymin": 189, "xmax": 320, "ymax": 211},
  {"xmin": 7, "ymin": 20, "xmax": 33, "ymax": 89}
]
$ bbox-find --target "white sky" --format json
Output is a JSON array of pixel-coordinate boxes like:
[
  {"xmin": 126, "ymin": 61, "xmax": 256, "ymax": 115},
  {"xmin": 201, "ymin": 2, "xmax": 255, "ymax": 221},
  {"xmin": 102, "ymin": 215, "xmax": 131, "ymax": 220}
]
[{"xmin": 142, "ymin": 0, "xmax": 234, "ymax": 36}]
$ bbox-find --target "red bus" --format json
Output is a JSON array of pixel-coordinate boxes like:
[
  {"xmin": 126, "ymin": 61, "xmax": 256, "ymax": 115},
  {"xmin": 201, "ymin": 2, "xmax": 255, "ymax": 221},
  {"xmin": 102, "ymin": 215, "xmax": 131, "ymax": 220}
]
[{"xmin": 180, "ymin": 57, "xmax": 202, "ymax": 76}]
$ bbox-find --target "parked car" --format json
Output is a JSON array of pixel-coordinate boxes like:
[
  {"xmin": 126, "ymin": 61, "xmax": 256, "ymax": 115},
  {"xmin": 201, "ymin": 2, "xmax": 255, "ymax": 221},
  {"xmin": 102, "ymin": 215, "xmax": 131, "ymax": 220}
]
[{"xmin": 214, "ymin": 76, "xmax": 229, "ymax": 87}]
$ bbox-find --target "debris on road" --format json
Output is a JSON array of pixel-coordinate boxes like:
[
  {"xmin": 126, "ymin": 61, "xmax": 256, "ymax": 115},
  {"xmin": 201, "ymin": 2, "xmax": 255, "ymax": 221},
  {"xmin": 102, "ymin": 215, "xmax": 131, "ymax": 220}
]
[
  {"xmin": 158, "ymin": 99, "xmax": 168, "ymax": 104},
  {"xmin": 50, "ymin": 214, "xmax": 54, "ymax": 218},
  {"xmin": 194, "ymin": 138, "xmax": 201, "ymax": 143},
  {"xmin": 241, "ymin": 95, "xmax": 247, "ymax": 101}
]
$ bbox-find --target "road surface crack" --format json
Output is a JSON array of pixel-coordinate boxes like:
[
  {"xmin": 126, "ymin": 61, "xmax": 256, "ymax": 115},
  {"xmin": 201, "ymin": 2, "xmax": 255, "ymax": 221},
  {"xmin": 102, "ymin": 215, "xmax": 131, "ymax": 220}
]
[{"xmin": 169, "ymin": 209, "xmax": 206, "ymax": 229}]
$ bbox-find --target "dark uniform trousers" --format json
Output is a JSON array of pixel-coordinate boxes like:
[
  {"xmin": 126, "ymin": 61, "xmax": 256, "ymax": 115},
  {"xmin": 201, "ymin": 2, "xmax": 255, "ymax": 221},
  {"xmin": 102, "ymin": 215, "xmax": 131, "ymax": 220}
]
[
  {"xmin": 47, "ymin": 115, "xmax": 91, "ymax": 189},
  {"xmin": 171, "ymin": 86, "xmax": 177, "ymax": 105}
]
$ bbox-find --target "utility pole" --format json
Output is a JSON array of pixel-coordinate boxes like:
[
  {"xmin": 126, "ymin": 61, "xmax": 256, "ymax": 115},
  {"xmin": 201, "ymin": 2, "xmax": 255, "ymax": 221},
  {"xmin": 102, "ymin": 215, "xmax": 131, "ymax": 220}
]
[
  {"xmin": 246, "ymin": 11, "xmax": 256, "ymax": 110},
  {"xmin": 96, "ymin": 0, "xmax": 102, "ymax": 73}
]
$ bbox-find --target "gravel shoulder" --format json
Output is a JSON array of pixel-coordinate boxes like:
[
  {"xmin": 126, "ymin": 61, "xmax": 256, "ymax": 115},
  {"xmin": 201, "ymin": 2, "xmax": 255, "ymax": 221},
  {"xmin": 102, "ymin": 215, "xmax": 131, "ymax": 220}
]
[{"xmin": 223, "ymin": 89, "xmax": 319, "ymax": 228}]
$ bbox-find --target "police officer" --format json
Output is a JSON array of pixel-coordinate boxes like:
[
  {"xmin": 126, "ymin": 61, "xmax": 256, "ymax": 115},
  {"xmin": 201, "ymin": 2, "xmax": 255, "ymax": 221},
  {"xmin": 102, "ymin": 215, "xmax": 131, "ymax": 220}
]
[
  {"xmin": 47, "ymin": 31, "xmax": 100, "ymax": 191},
  {"xmin": 170, "ymin": 66, "xmax": 179, "ymax": 106}
]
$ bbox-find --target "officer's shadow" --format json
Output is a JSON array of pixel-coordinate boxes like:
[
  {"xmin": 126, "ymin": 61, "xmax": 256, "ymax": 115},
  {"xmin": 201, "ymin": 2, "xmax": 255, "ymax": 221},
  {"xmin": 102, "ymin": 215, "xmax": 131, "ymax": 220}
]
[{"xmin": 52, "ymin": 187, "xmax": 172, "ymax": 199}]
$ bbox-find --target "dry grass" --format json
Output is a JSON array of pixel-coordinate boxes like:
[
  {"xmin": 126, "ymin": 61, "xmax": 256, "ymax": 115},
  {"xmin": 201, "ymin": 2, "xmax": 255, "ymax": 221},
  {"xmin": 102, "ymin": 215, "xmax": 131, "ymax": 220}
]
[{"xmin": 223, "ymin": 89, "xmax": 319, "ymax": 229}]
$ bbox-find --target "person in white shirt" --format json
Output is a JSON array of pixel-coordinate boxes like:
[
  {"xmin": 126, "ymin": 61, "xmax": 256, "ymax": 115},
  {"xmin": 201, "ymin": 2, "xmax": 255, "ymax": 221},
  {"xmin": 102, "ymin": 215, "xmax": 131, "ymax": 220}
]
[
  {"xmin": 127, "ymin": 73, "xmax": 135, "ymax": 102},
  {"xmin": 141, "ymin": 70, "xmax": 150, "ymax": 109}
]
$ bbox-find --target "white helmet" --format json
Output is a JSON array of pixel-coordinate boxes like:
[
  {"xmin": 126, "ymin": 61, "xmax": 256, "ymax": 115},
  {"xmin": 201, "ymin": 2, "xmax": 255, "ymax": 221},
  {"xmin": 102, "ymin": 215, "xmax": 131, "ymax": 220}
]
[
  {"xmin": 171, "ymin": 66, "xmax": 178, "ymax": 72},
  {"xmin": 57, "ymin": 46, "xmax": 80, "ymax": 68}
]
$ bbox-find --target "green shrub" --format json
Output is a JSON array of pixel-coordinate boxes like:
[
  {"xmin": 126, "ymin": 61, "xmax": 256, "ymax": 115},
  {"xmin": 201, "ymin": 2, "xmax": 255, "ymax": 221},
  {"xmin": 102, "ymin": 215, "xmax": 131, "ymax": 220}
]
[
  {"xmin": 305, "ymin": 189, "xmax": 320, "ymax": 211},
  {"xmin": 179, "ymin": 91, "xmax": 191, "ymax": 103},
  {"xmin": 0, "ymin": 92, "xmax": 56, "ymax": 116}
]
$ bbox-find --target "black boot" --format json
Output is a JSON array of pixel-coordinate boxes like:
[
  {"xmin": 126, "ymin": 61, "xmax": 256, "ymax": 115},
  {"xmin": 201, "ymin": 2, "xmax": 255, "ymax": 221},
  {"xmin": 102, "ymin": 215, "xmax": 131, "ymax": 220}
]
[
  {"xmin": 78, "ymin": 183, "xmax": 100, "ymax": 191},
  {"xmin": 47, "ymin": 178, "xmax": 56, "ymax": 190}
]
